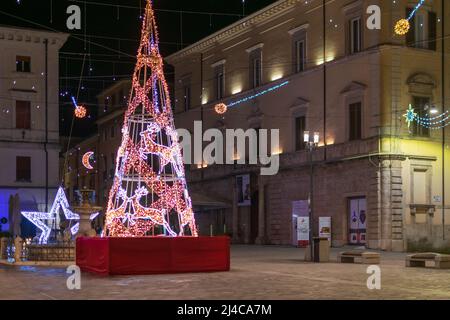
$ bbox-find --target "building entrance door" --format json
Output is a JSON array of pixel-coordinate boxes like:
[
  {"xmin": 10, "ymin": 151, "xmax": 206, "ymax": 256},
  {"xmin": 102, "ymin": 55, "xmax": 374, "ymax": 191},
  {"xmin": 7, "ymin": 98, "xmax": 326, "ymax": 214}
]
[
  {"xmin": 348, "ymin": 198, "xmax": 367, "ymax": 245},
  {"xmin": 250, "ymin": 190, "xmax": 259, "ymax": 244}
]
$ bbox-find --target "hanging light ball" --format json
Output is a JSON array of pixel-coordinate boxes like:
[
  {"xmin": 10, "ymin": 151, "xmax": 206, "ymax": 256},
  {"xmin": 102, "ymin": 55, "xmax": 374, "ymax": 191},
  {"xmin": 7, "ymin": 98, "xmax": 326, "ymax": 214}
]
[
  {"xmin": 75, "ymin": 105, "xmax": 87, "ymax": 118},
  {"xmin": 214, "ymin": 103, "xmax": 228, "ymax": 115},
  {"xmin": 395, "ymin": 19, "xmax": 410, "ymax": 36}
]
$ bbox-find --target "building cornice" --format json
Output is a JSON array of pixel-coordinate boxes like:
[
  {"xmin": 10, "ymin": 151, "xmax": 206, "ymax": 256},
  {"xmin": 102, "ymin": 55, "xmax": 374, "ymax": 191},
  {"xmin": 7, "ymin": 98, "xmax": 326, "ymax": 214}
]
[
  {"xmin": 165, "ymin": 0, "xmax": 304, "ymax": 64},
  {"xmin": 0, "ymin": 25, "xmax": 69, "ymax": 49}
]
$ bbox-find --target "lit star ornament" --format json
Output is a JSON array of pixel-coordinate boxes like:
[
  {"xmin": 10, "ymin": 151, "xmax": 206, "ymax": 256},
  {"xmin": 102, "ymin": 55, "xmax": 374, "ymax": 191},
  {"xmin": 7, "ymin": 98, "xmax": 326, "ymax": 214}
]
[
  {"xmin": 71, "ymin": 96, "xmax": 87, "ymax": 119},
  {"xmin": 74, "ymin": 105, "xmax": 87, "ymax": 118},
  {"xmin": 21, "ymin": 187, "xmax": 98, "ymax": 244},
  {"xmin": 404, "ymin": 104, "xmax": 417, "ymax": 128},
  {"xmin": 395, "ymin": 0, "xmax": 425, "ymax": 35},
  {"xmin": 395, "ymin": 19, "xmax": 410, "ymax": 35},
  {"xmin": 215, "ymin": 103, "xmax": 228, "ymax": 115}
]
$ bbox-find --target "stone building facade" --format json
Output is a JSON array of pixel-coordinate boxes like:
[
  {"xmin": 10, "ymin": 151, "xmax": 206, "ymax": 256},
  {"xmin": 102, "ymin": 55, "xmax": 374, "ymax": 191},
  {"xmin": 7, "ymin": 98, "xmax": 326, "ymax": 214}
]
[
  {"xmin": 166, "ymin": 0, "xmax": 450, "ymax": 251},
  {"xmin": 0, "ymin": 26, "xmax": 68, "ymax": 235}
]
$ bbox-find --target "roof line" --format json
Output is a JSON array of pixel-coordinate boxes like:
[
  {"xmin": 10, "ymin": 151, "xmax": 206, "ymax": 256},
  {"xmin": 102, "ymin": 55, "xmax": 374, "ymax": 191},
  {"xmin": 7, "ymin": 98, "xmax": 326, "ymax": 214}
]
[{"xmin": 165, "ymin": 0, "xmax": 291, "ymax": 62}]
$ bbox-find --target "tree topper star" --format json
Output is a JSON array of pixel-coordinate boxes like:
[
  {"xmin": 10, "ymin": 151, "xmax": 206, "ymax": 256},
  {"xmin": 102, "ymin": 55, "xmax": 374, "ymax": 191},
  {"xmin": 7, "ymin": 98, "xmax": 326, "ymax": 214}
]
[{"xmin": 404, "ymin": 104, "xmax": 417, "ymax": 128}]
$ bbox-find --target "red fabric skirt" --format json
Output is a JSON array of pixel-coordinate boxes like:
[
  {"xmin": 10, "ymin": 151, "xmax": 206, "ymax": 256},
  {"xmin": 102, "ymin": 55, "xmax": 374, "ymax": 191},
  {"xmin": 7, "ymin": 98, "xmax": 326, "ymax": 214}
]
[{"xmin": 76, "ymin": 236, "xmax": 230, "ymax": 275}]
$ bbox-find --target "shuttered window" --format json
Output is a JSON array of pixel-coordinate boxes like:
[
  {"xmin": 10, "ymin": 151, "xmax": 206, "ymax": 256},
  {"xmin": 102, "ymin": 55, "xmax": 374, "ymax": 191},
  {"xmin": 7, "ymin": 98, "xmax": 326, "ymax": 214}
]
[
  {"xmin": 16, "ymin": 100, "xmax": 31, "ymax": 129},
  {"xmin": 16, "ymin": 156, "xmax": 31, "ymax": 182},
  {"xmin": 349, "ymin": 102, "xmax": 362, "ymax": 141}
]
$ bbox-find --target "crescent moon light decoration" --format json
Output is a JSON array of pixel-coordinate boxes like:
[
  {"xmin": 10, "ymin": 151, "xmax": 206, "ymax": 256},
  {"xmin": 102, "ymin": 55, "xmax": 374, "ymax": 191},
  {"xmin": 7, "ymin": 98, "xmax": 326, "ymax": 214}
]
[{"xmin": 82, "ymin": 151, "xmax": 95, "ymax": 170}]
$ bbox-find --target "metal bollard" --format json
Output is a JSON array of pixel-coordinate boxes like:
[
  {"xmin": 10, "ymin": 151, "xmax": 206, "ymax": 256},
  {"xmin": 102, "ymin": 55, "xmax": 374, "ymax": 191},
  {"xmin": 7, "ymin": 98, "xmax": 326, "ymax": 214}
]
[
  {"xmin": 0, "ymin": 238, "xmax": 8, "ymax": 260},
  {"xmin": 14, "ymin": 237, "xmax": 23, "ymax": 262}
]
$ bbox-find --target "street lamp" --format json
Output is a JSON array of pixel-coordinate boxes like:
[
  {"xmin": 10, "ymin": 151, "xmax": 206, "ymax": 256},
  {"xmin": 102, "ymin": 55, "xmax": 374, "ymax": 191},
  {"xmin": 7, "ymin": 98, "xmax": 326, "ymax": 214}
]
[
  {"xmin": 304, "ymin": 131, "xmax": 320, "ymax": 262},
  {"xmin": 430, "ymin": 105, "xmax": 438, "ymax": 115}
]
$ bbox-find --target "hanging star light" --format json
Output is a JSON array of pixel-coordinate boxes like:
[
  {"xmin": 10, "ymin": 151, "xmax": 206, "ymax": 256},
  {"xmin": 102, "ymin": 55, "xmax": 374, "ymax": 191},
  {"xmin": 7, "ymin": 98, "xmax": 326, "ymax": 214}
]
[
  {"xmin": 394, "ymin": 0, "xmax": 426, "ymax": 35},
  {"xmin": 21, "ymin": 187, "xmax": 99, "ymax": 244},
  {"xmin": 395, "ymin": 19, "xmax": 410, "ymax": 35},
  {"xmin": 403, "ymin": 104, "xmax": 417, "ymax": 128},
  {"xmin": 215, "ymin": 103, "xmax": 228, "ymax": 115},
  {"xmin": 71, "ymin": 96, "xmax": 87, "ymax": 119}
]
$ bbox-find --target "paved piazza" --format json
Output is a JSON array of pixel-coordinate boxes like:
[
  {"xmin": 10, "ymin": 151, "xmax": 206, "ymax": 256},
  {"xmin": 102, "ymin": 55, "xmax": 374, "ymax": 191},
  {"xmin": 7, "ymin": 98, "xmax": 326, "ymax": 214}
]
[{"xmin": 1, "ymin": 245, "xmax": 449, "ymax": 300}]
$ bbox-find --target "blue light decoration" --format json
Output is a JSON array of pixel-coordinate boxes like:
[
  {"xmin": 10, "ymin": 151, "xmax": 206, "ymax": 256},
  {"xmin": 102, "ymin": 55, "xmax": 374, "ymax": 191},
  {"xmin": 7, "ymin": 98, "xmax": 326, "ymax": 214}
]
[
  {"xmin": 228, "ymin": 81, "xmax": 290, "ymax": 108},
  {"xmin": 408, "ymin": 0, "xmax": 426, "ymax": 21},
  {"xmin": 71, "ymin": 96, "xmax": 78, "ymax": 108},
  {"xmin": 403, "ymin": 104, "xmax": 450, "ymax": 130}
]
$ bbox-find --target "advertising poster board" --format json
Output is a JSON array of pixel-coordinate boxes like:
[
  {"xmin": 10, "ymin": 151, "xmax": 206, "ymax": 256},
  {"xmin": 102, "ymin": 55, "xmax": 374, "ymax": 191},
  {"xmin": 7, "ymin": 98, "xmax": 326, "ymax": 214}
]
[
  {"xmin": 319, "ymin": 217, "xmax": 332, "ymax": 246},
  {"xmin": 297, "ymin": 216, "xmax": 310, "ymax": 248}
]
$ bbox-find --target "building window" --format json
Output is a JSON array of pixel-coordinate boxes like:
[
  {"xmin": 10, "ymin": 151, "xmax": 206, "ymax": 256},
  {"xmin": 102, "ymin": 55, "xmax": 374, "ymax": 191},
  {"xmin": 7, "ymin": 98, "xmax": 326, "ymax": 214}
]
[
  {"xmin": 16, "ymin": 56, "xmax": 31, "ymax": 73},
  {"xmin": 349, "ymin": 102, "xmax": 362, "ymax": 141},
  {"xmin": 294, "ymin": 39, "xmax": 306, "ymax": 73},
  {"xmin": 249, "ymin": 49, "xmax": 262, "ymax": 88},
  {"xmin": 102, "ymin": 155, "xmax": 108, "ymax": 172},
  {"xmin": 104, "ymin": 97, "xmax": 110, "ymax": 113},
  {"xmin": 406, "ymin": 9, "xmax": 437, "ymax": 50},
  {"xmin": 349, "ymin": 17, "xmax": 362, "ymax": 54},
  {"xmin": 16, "ymin": 156, "xmax": 31, "ymax": 182},
  {"xmin": 183, "ymin": 85, "xmax": 191, "ymax": 111},
  {"xmin": 215, "ymin": 66, "xmax": 225, "ymax": 100},
  {"xmin": 411, "ymin": 96, "xmax": 430, "ymax": 137},
  {"xmin": 16, "ymin": 100, "xmax": 31, "ymax": 129},
  {"xmin": 111, "ymin": 95, "xmax": 117, "ymax": 109},
  {"xmin": 295, "ymin": 116, "xmax": 306, "ymax": 151}
]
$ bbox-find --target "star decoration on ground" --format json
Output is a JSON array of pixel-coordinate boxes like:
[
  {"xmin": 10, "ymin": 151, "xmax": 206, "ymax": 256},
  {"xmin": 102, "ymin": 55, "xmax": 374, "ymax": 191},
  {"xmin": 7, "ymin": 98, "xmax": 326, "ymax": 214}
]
[
  {"xmin": 21, "ymin": 187, "xmax": 99, "ymax": 244},
  {"xmin": 403, "ymin": 104, "xmax": 417, "ymax": 128}
]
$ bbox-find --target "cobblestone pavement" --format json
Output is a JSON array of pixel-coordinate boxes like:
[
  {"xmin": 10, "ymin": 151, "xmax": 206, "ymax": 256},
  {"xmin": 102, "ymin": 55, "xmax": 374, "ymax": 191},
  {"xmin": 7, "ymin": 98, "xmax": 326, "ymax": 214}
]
[{"xmin": 1, "ymin": 245, "xmax": 450, "ymax": 300}]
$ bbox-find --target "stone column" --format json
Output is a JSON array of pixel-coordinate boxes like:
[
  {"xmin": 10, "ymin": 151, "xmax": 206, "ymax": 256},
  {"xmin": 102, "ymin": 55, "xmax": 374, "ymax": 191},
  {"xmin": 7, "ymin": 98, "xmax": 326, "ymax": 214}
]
[
  {"xmin": 367, "ymin": 167, "xmax": 381, "ymax": 250},
  {"xmin": 232, "ymin": 177, "xmax": 239, "ymax": 243},
  {"xmin": 379, "ymin": 158, "xmax": 405, "ymax": 251},
  {"xmin": 14, "ymin": 237, "xmax": 23, "ymax": 262},
  {"xmin": 390, "ymin": 159, "xmax": 405, "ymax": 252},
  {"xmin": 255, "ymin": 175, "xmax": 266, "ymax": 244}
]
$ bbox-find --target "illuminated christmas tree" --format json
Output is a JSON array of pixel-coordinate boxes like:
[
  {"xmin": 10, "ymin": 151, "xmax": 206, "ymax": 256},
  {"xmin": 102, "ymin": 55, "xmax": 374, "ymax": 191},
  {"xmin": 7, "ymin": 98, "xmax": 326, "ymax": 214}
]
[{"xmin": 104, "ymin": 0, "xmax": 197, "ymax": 237}]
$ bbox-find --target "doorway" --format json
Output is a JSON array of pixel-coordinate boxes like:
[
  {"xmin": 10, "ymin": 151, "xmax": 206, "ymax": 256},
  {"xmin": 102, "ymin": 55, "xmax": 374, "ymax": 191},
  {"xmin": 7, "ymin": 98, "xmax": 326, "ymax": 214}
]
[
  {"xmin": 250, "ymin": 190, "xmax": 259, "ymax": 244},
  {"xmin": 348, "ymin": 197, "xmax": 367, "ymax": 245}
]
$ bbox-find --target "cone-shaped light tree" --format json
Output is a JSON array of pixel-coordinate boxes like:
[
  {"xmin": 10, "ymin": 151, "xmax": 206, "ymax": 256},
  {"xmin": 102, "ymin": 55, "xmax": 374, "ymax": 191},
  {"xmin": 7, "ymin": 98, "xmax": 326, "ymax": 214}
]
[{"xmin": 104, "ymin": 0, "xmax": 197, "ymax": 237}]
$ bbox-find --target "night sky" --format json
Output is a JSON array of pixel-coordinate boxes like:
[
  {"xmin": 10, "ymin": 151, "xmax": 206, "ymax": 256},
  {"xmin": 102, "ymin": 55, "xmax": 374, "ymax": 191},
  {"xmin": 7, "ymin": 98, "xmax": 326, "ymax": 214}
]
[{"xmin": 0, "ymin": 0, "xmax": 277, "ymax": 138}]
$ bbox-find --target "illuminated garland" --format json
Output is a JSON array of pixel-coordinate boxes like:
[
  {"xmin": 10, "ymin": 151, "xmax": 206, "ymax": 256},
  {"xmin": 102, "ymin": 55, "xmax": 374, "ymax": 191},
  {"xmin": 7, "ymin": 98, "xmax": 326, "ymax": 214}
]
[
  {"xmin": 104, "ymin": 0, "xmax": 197, "ymax": 238},
  {"xmin": 404, "ymin": 104, "xmax": 450, "ymax": 130},
  {"xmin": 395, "ymin": 0, "xmax": 426, "ymax": 35},
  {"xmin": 228, "ymin": 81, "xmax": 289, "ymax": 108}
]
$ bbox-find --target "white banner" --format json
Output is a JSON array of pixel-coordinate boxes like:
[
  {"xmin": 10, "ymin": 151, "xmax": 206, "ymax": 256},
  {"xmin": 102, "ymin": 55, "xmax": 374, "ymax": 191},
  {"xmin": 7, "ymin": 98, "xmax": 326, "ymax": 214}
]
[{"xmin": 297, "ymin": 216, "xmax": 310, "ymax": 242}]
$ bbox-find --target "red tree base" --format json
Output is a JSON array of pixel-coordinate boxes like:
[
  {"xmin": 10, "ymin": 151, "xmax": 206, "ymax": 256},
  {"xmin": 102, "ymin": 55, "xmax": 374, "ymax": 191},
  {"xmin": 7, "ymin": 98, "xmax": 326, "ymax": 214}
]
[{"xmin": 76, "ymin": 236, "xmax": 230, "ymax": 275}]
